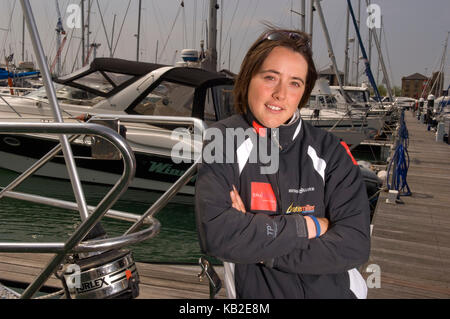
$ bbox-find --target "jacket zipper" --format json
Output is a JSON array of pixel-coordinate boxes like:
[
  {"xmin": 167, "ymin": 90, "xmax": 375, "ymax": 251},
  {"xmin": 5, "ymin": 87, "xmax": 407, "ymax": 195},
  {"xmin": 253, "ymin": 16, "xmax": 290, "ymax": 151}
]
[{"xmin": 272, "ymin": 130, "xmax": 283, "ymax": 213}]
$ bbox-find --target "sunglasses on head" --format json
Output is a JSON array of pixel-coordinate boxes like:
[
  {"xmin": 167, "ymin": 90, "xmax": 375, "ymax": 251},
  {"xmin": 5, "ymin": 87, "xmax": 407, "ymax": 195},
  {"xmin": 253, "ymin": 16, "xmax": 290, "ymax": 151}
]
[{"xmin": 256, "ymin": 31, "xmax": 310, "ymax": 48}]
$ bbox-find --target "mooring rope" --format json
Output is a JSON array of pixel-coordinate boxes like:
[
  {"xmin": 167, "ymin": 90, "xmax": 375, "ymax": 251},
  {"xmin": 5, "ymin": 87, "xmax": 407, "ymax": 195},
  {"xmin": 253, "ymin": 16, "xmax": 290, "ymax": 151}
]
[{"xmin": 386, "ymin": 110, "xmax": 411, "ymax": 196}]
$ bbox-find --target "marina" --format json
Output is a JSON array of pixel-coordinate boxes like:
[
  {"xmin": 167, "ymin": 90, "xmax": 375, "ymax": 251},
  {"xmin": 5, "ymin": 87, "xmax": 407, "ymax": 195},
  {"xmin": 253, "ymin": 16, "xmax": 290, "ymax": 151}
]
[
  {"xmin": 1, "ymin": 0, "xmax": 449, "ymax": 300},
  {"xmin": 3, "ymin": 109, "xmax": 449, "ymax": 300}
]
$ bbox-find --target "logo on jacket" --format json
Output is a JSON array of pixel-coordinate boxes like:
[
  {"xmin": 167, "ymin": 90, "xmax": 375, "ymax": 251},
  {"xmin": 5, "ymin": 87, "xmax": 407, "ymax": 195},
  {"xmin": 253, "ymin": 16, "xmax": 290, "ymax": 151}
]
[
  {"xmin": 250, "ymin": 182, "xmax": 277, "ymax": 212},
  {"xmin": 286, "ymin": 203, "xmax": 315, "ymax": 214},
  {"xmin": 288, "ymin": 187, "xmax": 315, "ymax": 194}
]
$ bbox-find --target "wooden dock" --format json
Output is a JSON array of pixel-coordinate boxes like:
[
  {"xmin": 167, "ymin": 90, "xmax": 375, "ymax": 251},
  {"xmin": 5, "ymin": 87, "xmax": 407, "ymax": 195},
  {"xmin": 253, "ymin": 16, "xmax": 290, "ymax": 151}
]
[
  {"xmin": 0, "ymin": 252, "xmax": 226, "ymax": 299},
  {"xmin": 361, "ymin": 111, "xmax": 450, "ymax": 298}
]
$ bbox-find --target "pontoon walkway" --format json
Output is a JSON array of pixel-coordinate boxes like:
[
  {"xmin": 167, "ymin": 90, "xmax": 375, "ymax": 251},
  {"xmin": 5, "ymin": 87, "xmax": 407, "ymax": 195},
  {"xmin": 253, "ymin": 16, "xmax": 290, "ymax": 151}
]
[{"xmin": 362, "ymin": 111, "xmax": 450, "ymax": 298}]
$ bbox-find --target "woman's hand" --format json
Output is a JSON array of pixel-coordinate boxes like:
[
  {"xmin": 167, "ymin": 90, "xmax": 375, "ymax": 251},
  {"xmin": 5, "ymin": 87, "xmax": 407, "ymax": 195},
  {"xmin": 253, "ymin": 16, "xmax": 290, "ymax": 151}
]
[
  {"xmin": 304, "ymin": 216, "xmax": 329, "ymax": 239},
  {"xmin": 230, "ymin": 185, "xmax": 246, "ymax": 213}
]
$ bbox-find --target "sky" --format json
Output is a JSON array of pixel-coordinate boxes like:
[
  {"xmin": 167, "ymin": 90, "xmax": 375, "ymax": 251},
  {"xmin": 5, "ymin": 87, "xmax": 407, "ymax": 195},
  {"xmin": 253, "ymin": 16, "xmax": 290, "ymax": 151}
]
[{"xmin": 1, "ymin": 0, "xmax": 449, "ymax": 90}]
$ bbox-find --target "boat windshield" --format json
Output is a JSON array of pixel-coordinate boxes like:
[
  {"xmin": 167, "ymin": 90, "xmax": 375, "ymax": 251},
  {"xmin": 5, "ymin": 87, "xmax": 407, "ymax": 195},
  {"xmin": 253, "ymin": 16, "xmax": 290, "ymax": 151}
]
[
  {"xmin": 345, "ymin": 90, "xmax": 368, "ymax": 103},
  {"xmin": 27, "ymin": 84, "xmax": 105, "ymax": 106},
  {"xmin": 131, "ymin": 81, "xmax": 235, "ymax": 123},
  {"xmin": 72, "ymin": 71, "xmax": 134, "ymax": 93},
  {"xmin": 132, "ymin": 81, "xmax": 196, "ymax": 117}
]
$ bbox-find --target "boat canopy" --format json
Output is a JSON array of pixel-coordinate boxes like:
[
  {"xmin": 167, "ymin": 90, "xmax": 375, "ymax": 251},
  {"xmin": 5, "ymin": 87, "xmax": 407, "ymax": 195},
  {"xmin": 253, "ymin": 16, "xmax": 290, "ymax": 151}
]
[
  {"xmin": 55, "ymin": 58, "xmax": 233, "ymax": 99},
  {"xmin": 55, "ymin": 58, "xmax": 167, "ymax": 97}
]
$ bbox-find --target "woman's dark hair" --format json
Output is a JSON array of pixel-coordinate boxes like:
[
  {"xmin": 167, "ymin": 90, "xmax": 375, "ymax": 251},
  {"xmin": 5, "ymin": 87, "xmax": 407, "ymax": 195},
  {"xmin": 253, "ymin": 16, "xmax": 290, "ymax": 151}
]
[{"xmin": 233, "ymin": 27, "xmax": 317, "ymax": 114}]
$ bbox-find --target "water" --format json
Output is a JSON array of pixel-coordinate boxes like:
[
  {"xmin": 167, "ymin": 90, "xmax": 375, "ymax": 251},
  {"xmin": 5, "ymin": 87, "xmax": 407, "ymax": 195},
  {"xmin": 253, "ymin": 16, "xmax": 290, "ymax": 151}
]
[
  {"xmin": 0, "ymin": 168, "xmax": 202, "ymax": 264},
  {"xmin": 0, "ymin": 143, "xmax": 386, "ymax": 265}
]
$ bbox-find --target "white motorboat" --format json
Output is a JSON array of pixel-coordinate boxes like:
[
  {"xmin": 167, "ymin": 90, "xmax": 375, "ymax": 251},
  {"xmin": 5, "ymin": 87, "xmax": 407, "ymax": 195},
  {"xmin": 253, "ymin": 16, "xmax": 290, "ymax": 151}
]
[
  {"xmin": 301, "ymin": 79, "xmax": 384, "ymax": 146},
  {"xmin": 0, "ymin": 58, "xmax": 234, "ymax": 194}
]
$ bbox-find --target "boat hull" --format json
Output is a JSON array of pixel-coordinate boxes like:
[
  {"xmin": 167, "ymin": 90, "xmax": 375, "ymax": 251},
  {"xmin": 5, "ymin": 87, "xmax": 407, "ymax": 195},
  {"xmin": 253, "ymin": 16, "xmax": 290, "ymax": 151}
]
[{"xmin": 0, "ymin": 133, "xmax": 196, "ymax": 194}]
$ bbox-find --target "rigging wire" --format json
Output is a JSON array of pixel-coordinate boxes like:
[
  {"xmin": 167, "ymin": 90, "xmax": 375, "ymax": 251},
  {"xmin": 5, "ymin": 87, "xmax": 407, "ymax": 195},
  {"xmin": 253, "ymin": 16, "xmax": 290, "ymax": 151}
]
[
  {"xmin": 181, "ymin": 1, "xmax": 187, "ymax": 50},
  {"xmin": 95, "ymin": 0, "xmax": 113, "ymax": 57},
  {"xmin": 231, "ymin": 0, "xmax": 260, "ymax": 71},
  {"xmin": 149, "ymin": 0, "xmax": 166, "ymax": 60},
  {"xmin": 159, "ymin": 1, "xmax": 184, "ymax": 62},
  {"xmin": 315, "ymin": 5, "xmax": 346, "ymax": 75},
  {"xmin": 419, "ymin": 44, "xmax": 443, "ymax": 98},
  {"xmin": 90, "ymin": 0, "xmax": 112, "ymax": 59},
  {"xmin": 220, "ymin": 0, "xmax": 239, "ymax": 54},
  {"xmin": 192, "ymin": 0, "xmax": 197, "ymax": 48},
  {"xmin": 2, "ymin": 0, "xmax": 17, "ymax": 58},
  {"xmin": 61, "ymin": 24, "xmax": 76, "ymax": 74},
  {"xmin": 152, "ymin": 0, "xmax": 177, "ymax": 63},
  {"xmin": 381, "ymin": 24, "xmax": 395, "ymax": 90},
  {"xmin": 113, "ymin": 0, "xmax": 132, "ymax": 56},
  {"xmin": 218, "ymin": 0, "xmax": 223, "ymax": 65}
]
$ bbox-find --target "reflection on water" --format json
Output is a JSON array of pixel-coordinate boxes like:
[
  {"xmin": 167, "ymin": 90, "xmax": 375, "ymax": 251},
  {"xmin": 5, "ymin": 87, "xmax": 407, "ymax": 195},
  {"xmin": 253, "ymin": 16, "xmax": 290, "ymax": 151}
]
[{"xmin": 0, "ymin": 168, "xmax": 201, "ymax": 264}]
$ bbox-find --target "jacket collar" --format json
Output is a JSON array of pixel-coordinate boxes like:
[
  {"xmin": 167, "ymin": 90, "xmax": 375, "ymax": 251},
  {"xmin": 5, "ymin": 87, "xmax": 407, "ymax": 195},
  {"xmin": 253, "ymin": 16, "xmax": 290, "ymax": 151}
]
[{"xmin": 243, "ymin": 109, "xmax": 303, "ymax": 150}]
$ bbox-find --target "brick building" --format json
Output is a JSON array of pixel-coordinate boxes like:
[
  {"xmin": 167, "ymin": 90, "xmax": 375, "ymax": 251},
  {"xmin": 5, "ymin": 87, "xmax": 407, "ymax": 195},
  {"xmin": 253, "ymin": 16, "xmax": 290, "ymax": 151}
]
[{"xmin": 401, "ymin": 73, "xmax": 429, "ymax": 98}]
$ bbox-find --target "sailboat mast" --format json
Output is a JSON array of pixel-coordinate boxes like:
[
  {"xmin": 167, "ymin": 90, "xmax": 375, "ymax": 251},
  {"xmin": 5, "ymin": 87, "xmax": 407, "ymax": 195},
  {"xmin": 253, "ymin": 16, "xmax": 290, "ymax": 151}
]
[
  {"xmin": 81, "ymin": 0, "xmax": 85, "ymax": 64},
  {"xmin": 300, "ymin": 0, "xmax": 306, "ymax": 32},
  {"xmin": 22, "ymin": 14, "xmax": 25, "ymax": 61},
  {"xmin": 309, "ymin": 0, "xmax": 314, "ymax": 47},
  {"xmin": 355, "ymin": 0, "xmax": 360, "ymax": 86},
  {"xmin": 54, "ymin": 0, "xmax": 65, "ymax": 76},
  {"xmin": 207, "ymin": 0, "xmax": 218, "ymax": 71},
  {"xmin": 87, "ymin": 0, "xmax": 90, "ymax": 61},
  {"xmin": 344, "ymin": 6, "xmax": 350, "ymax": 86},
  {"xmin": 313, "ymin": 0, "xmax": 346, "ymax": 93},
  {"xmin": 429, "ymin": 31, "xmax": 449, "ymax": 96},
  {"xmin": 367, "ymin": 0, "xmax": 372, "ymax": 66},
  {"xmin": 347, "ymin": 0, "xmax": 383, "ymax": 102},
  {"xmin": 136, "ymin": 0, "xmax": 141, "ymax": 61},
  {"xmin": 376, "ymin": 16, "xmax": 382, "ymax": 85},
  {"xmin": 368, "ymin": 12, "xmax": 393, "ymax": 99},
  {"xmin": 19, "ymin": 0, "xmax": 91, "ymax": 230}
]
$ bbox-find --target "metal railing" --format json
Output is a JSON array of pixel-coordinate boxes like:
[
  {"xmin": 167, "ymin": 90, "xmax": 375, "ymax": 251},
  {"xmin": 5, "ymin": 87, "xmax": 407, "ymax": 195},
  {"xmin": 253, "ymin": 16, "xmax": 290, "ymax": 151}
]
[
  {"xmin": 0, "ymin": 0, "xmax": 207, "ymax": 299},
  {"xmin": 0, "ymin": 122, "xmax": 138, "ymax": 298},
  {"xmin": 0, "ymin": 115, "xmax": 206, "ymax": 298}
]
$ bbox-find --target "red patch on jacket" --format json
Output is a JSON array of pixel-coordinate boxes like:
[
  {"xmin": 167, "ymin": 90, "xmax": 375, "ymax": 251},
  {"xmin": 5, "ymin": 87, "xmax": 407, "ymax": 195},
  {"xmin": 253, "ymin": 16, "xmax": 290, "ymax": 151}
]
[
  {"xmin": 250, "ymin": 182, "xmax": 277, "ymax": 211},
  {"xmin": 340, "ymin": 141, "xmax": 358, "ymax": 165}
]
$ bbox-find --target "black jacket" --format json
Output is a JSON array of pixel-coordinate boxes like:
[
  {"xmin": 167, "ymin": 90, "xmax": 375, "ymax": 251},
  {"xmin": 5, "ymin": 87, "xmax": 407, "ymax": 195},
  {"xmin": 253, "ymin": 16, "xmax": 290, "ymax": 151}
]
[{"xmin": 195, "ymin": 111, "xmax": 371, "ymax": 299}]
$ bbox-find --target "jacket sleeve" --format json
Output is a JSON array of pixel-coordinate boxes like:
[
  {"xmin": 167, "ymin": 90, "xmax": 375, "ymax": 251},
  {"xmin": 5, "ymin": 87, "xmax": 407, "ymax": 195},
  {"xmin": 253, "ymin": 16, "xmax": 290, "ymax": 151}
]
[
  {"xmin": 271, "ymin": 141, "xmax": 371, "ymax": 274},
  {"xmin": 195, "ymin": 126, "xmax": 310, "ymax": 264}
]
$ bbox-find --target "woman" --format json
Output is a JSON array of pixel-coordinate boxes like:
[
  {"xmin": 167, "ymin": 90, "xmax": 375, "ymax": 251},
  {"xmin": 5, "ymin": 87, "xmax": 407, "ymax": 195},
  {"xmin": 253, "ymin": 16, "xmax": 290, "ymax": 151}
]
[{"xmin": 195, "ymin": 28, "xmax": 370, "ymax": 299}]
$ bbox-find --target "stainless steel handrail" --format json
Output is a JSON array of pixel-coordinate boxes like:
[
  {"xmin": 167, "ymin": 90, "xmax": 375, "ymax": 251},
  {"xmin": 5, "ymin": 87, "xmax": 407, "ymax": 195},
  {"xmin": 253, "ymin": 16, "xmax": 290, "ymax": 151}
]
[
  {"xmin": 90, "ymin": 114, "xmax": 206, "ymax": 234},
  {"xmin": 0, "ymin": 122, "xmax": 136, "ymax": 298},
  {"xmin": 0, "ymin": 219, "xmax": 160, "ymax": 254},
  {"xmin": 0, "ymin": 115, "xmax": 206, "ymax": 298},
  {"xmin": 21, "ymin": 0, "xmax": 89, "ymax": 222},
  {"xmin": 74, "ymin": 223, "xmax": 160, "ymax": 252},
  {"xmin": 0, "ymin": 0, "xmax": 206, "ymax": 299}
]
